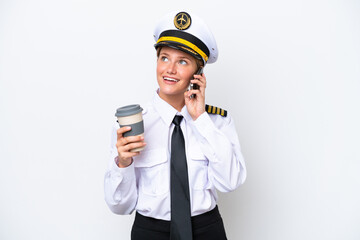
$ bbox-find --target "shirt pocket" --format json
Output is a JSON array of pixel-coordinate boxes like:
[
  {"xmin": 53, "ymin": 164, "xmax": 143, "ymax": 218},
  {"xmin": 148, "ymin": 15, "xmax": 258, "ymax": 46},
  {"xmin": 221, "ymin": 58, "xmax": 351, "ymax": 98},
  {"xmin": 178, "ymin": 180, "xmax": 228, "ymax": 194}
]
[
  {"xmin": 188, "ymin": 147, "xmax": 210, "ymax": 190},
  {"xmin": 134, "ymin": 148, "xmax": 169, "ymax": 196}
]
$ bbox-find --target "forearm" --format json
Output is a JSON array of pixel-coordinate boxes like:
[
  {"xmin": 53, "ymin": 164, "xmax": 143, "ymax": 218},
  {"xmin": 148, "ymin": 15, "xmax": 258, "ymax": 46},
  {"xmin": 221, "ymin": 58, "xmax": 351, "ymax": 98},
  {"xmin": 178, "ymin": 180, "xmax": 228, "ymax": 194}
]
[
  {"xmin": 104, "ymin": 157, "xmax": 138, "ymax": 215},
  {"xmin": 193, "ymin": 113, "xmax": 247, "ymax": 192}
]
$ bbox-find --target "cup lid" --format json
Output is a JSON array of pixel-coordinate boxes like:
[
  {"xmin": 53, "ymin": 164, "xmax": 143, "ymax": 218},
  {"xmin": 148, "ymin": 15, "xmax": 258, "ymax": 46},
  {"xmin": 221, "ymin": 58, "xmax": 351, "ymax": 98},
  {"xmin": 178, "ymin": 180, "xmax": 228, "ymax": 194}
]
[{"xmin": 115, "ymin": 104, "xmax": 143, "ymax": 117}]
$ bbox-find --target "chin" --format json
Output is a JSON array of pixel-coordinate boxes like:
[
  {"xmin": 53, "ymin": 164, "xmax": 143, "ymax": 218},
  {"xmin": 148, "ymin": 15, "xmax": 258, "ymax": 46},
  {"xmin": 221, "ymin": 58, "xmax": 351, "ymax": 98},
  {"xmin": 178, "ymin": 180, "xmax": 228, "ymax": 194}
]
[{"xmin": 159, "ymin": 87, "xmax": 186, "ymax": 97}]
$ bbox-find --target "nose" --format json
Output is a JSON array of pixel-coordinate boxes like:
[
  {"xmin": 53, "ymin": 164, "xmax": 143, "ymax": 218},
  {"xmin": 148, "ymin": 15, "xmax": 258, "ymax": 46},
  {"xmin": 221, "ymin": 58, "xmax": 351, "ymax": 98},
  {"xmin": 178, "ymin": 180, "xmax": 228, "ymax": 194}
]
[{"xmin": 166, "ymin": 62, "xmax": 176, "ymax": 74}]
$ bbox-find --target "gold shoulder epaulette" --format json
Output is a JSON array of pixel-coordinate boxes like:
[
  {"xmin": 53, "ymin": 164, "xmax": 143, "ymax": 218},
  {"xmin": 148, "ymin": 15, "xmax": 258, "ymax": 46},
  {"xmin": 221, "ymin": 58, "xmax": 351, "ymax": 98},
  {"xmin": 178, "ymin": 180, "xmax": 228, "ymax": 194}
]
[{"xmin": 205, "ymin": 104, "xmax": 227, "ymax": 117}]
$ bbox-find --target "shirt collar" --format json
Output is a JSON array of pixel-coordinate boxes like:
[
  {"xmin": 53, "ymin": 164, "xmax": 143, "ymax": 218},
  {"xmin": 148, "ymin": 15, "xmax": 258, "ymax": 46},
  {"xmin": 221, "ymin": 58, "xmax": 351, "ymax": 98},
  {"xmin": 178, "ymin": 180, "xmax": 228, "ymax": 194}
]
[
  {"xmin": 153, "ymin": 90, "xmax": 178, "ymax": 127},
  {"xmin": 153, "ymin": 90, "xmax": 193, "ymax": 126},
  {"xmin": 180, "ymin": 105, "xmax": 193, "ymax": 124}
]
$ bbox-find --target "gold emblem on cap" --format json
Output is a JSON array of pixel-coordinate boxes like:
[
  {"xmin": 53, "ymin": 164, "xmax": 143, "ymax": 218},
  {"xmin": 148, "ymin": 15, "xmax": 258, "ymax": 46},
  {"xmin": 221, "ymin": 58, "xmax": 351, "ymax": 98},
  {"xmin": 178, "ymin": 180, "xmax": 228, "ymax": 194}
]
[{"xmin": 174, "ymin": 12, "xmax": 191, "ymax": 30}]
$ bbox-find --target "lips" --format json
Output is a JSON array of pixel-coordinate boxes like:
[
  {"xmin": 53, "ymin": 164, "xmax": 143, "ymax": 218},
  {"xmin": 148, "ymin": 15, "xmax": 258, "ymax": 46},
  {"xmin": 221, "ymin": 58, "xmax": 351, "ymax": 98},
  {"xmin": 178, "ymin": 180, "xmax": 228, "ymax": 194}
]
[{"xmin": 163, "ymin": 76, "xmax": 179, "ymax": 83}]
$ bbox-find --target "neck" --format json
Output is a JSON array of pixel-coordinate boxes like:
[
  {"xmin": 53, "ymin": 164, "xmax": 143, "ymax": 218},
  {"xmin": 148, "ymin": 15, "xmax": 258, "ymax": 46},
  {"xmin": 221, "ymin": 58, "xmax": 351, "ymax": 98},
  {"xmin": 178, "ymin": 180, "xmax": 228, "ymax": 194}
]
[{"xmin": 158, "ymin": 91, "xmax": 185, "ymax": 112}]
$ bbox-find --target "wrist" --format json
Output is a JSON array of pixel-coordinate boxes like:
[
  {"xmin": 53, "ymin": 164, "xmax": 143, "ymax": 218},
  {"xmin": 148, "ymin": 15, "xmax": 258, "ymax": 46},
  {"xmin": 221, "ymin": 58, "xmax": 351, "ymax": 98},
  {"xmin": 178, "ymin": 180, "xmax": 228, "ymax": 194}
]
[
  {"xmin": 115, "ymin": 156, "xmax": 133, "ymax": 168},
  {"xmin": 192, "ymin": 109, "xmax": 205, "ymax": 121}
]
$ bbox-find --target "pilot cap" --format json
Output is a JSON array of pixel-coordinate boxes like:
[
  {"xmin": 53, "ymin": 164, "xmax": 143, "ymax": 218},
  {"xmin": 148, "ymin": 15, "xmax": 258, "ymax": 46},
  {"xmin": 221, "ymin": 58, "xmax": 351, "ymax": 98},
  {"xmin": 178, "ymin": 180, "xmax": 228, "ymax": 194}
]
[{"xmin": 154, "ymin": 11, "xmax": 218, "ymax": 64}]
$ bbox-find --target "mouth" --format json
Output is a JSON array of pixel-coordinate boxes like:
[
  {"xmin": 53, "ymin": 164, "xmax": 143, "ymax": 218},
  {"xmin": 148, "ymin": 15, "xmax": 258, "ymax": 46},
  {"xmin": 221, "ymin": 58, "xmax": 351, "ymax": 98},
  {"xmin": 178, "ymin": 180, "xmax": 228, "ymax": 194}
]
[{"xmin": 163, "ymin": 76, "xmax": 179, "ymax": 83}]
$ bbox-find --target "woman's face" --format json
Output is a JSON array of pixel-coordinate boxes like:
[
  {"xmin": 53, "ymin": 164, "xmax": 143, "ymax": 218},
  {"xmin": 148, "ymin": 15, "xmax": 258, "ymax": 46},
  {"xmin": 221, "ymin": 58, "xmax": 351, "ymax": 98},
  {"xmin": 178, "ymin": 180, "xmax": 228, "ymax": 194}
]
[{"xmin": 156, "ymin": 46, "xmax": 198, "ymax": 100}]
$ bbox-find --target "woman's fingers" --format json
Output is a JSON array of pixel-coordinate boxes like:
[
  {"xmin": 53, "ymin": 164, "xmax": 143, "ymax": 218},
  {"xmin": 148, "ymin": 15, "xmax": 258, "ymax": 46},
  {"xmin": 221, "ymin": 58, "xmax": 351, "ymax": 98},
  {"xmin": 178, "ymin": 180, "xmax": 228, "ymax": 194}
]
[
  {"xmin": 119, "ymin": 135, "xmax": 144, "ymax": 146},
  {"xmin": 191, "ymin": 73, "xmax": 206, "ymax": 97},
  {"xmin": 118, "ymin": 148, "xmax": 140, "ymax": 159},
  {"xmin": 117, "ymin": 126, "xmax": 131, "ymax": 141},
  {"xmin": 193, "ymin": 73, "xmax": 206, "ymax": 87},
  {"xmin": 186, "ymin": 89, "xmax": 202, "ymax": 98},
  {"xmin": 118, "ymin": 141, "xmax": 146, "ymax": 159},
  {"xmin": 123, "ymin": 141, "xmax": 146, "ymax": 152},
  {"xmin": 116, "ymin": 126, "xmax": 146, "ymax": 164}
]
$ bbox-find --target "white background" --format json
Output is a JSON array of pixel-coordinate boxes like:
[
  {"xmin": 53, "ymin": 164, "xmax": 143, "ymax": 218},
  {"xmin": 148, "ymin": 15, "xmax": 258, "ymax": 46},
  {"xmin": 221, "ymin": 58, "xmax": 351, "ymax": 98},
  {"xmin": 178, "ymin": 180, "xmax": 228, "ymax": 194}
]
[{"xmin": 1, "ymin": 0, "xmax": 359, "ymax": 239}]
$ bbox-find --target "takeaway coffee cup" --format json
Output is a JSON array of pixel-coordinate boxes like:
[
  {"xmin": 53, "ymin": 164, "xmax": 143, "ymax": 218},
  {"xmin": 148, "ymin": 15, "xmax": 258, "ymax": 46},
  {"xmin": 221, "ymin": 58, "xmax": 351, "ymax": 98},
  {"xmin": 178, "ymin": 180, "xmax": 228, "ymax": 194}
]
[{"xmin": 115, "ymin": 104, "xmax": 144, "ymax": 152}]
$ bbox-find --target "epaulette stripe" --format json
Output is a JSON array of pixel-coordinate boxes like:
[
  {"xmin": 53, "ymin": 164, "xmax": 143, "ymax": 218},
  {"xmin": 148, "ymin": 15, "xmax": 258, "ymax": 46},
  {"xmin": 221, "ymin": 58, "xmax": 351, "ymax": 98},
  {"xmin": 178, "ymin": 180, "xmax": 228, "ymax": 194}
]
[{"xmin": 205, "ymin": 104, "xmax": 227, "ymax": 117}]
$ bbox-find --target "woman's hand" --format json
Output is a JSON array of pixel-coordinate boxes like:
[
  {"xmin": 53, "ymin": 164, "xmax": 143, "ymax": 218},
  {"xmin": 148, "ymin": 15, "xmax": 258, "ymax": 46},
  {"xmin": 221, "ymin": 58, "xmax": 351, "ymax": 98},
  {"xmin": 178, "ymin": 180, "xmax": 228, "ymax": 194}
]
[
  {"xmin": 116, "ymin": 126, "xmax": 146, "ymax": 168},
  {"xmin": 185, "ymin": 72, "xmax": 206, "ymax": 120}
]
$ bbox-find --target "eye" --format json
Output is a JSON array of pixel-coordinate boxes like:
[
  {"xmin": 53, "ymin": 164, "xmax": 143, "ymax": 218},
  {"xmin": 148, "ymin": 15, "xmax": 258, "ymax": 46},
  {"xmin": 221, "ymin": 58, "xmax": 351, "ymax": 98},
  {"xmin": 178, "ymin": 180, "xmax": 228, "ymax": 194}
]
[
  {"xmin": 179, "ymin": 59, "xmax": 187, "ymax": 65},
  {"xmin": 161, "ymin": 56, "xmax": 169, "ymax": 62}
]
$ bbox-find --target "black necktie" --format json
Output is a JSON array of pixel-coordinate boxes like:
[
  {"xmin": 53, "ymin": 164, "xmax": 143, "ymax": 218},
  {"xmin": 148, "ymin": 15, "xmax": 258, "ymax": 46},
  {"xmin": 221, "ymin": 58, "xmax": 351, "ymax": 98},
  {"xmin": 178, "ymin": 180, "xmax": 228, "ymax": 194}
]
[{"xmin": 170, "ymin": 115, "xmax": 193, "ymax": 240}]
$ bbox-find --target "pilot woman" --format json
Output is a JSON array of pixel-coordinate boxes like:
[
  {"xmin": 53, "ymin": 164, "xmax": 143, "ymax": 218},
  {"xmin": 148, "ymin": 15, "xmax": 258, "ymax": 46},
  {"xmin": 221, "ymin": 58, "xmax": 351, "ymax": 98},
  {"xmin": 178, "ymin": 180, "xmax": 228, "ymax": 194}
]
[{"xmin": 104, "ymin": 11, "xmax": 246, "ymax": 240}]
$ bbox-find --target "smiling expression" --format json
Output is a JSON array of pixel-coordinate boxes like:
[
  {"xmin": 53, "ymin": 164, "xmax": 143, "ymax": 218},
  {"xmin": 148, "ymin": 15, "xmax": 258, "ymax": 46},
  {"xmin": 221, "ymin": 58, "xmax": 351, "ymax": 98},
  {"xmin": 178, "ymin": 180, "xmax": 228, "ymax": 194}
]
[{"xmin": 156, "ymin": 46, "xmax": 198, "ymax": 101}]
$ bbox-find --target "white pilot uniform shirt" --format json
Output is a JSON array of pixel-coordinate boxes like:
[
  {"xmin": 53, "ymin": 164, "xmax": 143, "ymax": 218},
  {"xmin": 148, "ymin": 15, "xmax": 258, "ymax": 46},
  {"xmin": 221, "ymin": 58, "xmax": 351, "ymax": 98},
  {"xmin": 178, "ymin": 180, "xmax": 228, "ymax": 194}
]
[{"xmin": 104, "ymin": 91, "xmax": 246, "ymax": 220}]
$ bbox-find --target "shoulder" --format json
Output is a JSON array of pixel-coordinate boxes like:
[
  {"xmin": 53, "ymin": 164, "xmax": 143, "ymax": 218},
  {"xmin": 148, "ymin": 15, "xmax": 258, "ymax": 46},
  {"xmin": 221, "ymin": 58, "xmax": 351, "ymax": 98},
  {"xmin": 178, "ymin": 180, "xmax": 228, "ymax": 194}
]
[
  {"xmin": 141, "ymin": 101, "xmax": 162, "ymax": 124},
  {"xmin": 204, "ymin": 104, "xmax": 233, "ymax": 127},
  {"xmin": 141, "ymin": 101, "xmax": 155, "ymax": 116}
]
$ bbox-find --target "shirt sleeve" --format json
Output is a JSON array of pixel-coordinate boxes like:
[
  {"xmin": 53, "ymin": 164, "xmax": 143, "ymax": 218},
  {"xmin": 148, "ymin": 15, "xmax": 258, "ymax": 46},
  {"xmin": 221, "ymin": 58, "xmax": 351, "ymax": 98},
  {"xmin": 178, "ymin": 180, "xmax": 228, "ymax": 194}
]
[
  {"xmin": 192, "ymin": 112, "xmax": 247, "ymax": 192},
  {"xmin": 103, "ymin": 124, "xmax": 138, "ymax": 215}
]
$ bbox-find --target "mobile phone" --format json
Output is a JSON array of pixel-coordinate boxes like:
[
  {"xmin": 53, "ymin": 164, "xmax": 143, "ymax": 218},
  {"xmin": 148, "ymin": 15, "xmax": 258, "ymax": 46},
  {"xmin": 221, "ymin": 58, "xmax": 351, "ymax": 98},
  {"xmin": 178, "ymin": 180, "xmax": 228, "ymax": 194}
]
[{"xmin": 189, "ymin": 67, "xmax": 203, "ymax": 98}]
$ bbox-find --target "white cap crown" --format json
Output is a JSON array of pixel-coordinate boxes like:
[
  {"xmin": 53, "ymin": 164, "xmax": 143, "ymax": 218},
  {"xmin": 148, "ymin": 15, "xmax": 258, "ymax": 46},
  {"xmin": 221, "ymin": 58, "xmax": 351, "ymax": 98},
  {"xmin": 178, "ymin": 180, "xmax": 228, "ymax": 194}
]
[{"xmin": 154, "ymin": 11, "xmax": 218, "ymax": 64}]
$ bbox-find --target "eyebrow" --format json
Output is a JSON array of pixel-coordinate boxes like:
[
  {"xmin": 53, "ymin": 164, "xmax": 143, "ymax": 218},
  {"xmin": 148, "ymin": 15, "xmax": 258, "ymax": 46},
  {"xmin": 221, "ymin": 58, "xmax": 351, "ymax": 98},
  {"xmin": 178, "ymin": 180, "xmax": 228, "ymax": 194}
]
[
  {"xmin": 179, "ymin": 56, "xmax": 192, "ymax": 61},
  {"xmin": 160, "ymin": 52, "xmax": 192, "ymax": 61}
]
